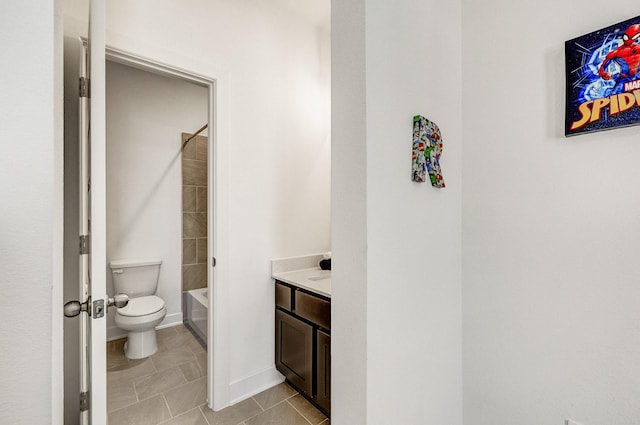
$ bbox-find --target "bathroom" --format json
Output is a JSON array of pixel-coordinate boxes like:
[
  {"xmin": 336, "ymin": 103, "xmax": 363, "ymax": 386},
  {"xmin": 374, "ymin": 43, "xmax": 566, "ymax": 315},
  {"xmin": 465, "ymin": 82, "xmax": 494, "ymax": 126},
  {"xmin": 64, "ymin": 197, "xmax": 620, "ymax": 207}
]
[{"xmin": 104, "ymin": 60, "xmax": 209, "ymax": 348}]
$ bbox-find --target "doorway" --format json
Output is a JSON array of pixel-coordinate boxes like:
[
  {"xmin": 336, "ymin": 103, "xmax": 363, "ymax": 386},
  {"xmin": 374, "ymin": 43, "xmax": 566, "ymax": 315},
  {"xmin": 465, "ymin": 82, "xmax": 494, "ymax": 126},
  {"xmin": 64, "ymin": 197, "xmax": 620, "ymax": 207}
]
[{"xmin": 104, "ymin": 58, "xmax": 210, "ymax": 422}]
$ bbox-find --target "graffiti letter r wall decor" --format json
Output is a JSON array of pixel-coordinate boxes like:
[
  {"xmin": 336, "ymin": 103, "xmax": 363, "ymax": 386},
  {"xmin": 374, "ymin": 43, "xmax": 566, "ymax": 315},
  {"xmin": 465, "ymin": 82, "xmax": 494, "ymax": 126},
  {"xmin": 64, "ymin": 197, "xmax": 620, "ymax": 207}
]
[{"xmin": 412, "ymin": 115, "xmax": 445, "ymax": 188}]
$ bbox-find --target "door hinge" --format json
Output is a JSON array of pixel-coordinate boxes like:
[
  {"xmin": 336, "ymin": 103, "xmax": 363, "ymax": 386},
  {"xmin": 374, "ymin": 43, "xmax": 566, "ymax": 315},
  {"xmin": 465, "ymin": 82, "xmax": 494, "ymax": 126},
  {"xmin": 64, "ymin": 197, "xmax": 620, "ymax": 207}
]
[
  {"xmin": 79, "ymin": 235, "xmax": 90, "ymax": 255},
  {"xmin": 80, "ymin": 391, "xmax": 89, "ymax": 412},
  {"xmin": 79, "ymin": 77, "xmax": 90, "ymax": 98}
]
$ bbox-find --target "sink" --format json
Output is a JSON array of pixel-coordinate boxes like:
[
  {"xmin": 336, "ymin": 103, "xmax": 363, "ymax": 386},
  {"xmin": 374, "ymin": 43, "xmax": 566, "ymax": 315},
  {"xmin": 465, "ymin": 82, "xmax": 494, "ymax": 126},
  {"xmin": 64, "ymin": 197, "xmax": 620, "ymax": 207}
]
[{"xmin": 309, "ymin": 275, "xmax": 331, "ymax": 281}]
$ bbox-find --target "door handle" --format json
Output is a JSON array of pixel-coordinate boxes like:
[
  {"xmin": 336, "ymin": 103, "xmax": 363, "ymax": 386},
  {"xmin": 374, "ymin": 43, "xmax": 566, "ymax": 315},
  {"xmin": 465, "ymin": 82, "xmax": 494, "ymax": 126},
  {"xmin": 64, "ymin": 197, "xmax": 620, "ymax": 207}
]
[
  {"xmin": 64, "ymin": 294, "xmax": 128, "ymax": 318},
  {"xmin": 108, "ymin": 294, "xmax": 129, "ymax": 310},
  {"xmin": 64, "ymin": 297, "xmax": 91, "ymax": 318}
]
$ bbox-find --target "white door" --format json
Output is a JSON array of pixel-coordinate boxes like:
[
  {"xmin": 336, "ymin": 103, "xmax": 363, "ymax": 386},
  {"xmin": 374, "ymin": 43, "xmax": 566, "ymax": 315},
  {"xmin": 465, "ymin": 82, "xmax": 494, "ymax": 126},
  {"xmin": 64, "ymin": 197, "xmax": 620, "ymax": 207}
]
[
  {"xmin": 64, "ymin": 1, "xmax": 108, "ymax": 424},
  {"xmin": 88, "ymin": 0, "xmax": 108, "ymax": 423}
]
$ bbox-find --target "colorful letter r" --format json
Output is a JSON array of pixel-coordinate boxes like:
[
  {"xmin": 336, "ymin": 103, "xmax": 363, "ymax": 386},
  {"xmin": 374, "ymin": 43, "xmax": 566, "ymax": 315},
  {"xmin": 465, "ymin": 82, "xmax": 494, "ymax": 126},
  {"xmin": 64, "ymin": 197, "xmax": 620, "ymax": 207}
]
[{"xmin": 412, "ymin": 115, "xmax": 445, "ymax": 188}]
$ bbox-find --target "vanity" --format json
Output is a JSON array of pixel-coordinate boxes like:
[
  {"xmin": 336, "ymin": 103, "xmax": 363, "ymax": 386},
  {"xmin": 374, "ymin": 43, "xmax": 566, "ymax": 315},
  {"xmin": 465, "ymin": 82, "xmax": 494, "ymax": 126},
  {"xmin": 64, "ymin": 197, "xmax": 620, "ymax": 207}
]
[{"xmin": 272, "ymin": 256, "xmax": 331, "ymax": 416}]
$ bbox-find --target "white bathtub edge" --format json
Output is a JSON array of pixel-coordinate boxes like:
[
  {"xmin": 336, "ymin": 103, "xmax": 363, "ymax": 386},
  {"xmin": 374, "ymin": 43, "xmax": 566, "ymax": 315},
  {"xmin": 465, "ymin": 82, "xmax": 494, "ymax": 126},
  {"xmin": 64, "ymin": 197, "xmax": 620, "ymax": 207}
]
[{"xmin": 188, "ymin": 287, "xmax": 208, "ymax": 308}]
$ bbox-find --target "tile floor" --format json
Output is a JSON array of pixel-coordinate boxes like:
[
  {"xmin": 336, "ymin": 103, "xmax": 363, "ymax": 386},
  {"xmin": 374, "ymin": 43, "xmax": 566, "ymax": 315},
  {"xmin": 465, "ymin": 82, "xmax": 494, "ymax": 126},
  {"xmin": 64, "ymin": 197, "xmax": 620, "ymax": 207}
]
[{"xmin": 107, "ymin": 324, "xmax": 329, "ymax": 425}]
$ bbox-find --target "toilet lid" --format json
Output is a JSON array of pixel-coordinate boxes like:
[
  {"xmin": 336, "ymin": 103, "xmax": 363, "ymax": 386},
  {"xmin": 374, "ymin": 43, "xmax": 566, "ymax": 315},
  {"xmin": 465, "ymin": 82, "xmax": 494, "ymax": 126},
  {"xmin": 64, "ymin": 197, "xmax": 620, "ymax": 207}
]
[{"xmin": 117, "ymin": 295, "xmax": 165, "ymax": 317}]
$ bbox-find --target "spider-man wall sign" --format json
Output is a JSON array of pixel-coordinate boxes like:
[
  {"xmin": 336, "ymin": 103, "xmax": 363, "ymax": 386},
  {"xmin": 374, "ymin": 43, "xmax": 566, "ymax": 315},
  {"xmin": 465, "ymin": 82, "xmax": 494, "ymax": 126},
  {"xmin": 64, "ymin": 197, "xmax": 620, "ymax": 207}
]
[{"xmin": 566, "ymin": 16, "xmax": 640, "ymax": 136}]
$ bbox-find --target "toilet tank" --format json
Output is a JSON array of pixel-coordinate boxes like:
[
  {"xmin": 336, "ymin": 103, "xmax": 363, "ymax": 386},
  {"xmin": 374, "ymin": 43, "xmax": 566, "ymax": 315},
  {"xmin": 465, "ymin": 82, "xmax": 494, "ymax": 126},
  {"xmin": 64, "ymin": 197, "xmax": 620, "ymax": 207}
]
[{"xmin": 109, "ymin": 258, "xmax": 162, "ymax": 298}]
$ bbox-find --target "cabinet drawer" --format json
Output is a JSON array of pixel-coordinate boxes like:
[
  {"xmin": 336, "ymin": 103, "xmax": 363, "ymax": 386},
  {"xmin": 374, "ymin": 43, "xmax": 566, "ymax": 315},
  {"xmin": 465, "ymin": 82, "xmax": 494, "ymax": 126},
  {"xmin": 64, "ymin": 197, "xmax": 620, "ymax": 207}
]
[
  {"xmin": 294, "ymin": 290, "xmax": 331, "ymax": 330},
  {"xmin": 275, "ymin": 282, "xmax": 292, "ymax": 311}
]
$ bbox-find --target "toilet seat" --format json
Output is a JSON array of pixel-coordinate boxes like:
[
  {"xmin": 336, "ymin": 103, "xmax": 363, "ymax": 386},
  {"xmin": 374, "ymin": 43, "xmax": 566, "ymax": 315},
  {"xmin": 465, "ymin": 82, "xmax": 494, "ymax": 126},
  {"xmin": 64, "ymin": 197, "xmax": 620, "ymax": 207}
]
[{"xmin": 117, "ymin": 295, "xmax": 165, "ymax": 317}]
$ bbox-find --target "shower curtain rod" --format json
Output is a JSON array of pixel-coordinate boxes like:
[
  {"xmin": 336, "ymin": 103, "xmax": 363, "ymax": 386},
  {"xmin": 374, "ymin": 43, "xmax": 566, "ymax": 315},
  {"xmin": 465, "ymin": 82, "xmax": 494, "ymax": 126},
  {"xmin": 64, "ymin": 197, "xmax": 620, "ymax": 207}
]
[{"xmin": 182, "ymin": 123, "xmax": 208, "ymax": 147}]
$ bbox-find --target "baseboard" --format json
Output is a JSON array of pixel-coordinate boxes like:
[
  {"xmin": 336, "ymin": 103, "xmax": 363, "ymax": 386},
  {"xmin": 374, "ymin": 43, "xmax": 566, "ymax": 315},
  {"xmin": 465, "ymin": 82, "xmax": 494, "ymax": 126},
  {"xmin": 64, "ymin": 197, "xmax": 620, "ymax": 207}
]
[
  {"xmin": 107, "ymin": 312, "xmax": 184, "ymax": 341},
  {"xmin": 107, "ymin": 326, "xmax": 127, "ymax": 341},
  {"xmin": 228, "ymin": 366, "xmax": 285, "ymax": 405},
  {"xmin": 157, "ymin": 312, "xmax": 183, "ymax": 329}
]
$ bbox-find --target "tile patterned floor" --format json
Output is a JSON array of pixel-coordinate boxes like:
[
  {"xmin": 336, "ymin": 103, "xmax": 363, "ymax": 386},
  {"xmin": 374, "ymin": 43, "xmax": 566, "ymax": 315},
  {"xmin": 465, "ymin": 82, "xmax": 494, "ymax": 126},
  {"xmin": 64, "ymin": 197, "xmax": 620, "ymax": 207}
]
[{"xmin": 107, "ymin": 324, "xmax": 329, "ymax": 425}]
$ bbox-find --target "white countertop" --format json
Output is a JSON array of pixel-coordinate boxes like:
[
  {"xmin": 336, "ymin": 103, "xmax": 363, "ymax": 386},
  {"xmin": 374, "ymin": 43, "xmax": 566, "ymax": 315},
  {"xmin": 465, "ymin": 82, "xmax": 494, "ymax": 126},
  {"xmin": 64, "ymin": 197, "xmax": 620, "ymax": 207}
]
[{"xmin": 272, "ymin": 267, "xmax": 332, "ymax": 298}]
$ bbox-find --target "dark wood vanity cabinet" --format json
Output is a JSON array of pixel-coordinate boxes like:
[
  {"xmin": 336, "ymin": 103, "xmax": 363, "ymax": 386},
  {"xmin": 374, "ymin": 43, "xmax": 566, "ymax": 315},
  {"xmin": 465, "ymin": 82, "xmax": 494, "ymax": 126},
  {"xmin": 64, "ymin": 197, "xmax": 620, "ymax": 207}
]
[{"xmin": 275, "ymin": 281, "xmax": 331, "ymax": 416}]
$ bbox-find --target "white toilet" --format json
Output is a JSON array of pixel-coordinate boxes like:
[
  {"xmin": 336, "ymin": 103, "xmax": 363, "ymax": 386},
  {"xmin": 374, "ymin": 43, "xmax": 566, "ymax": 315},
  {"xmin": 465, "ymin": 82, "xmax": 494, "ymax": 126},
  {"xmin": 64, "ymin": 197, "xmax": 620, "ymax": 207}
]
[{"xmin": 109, "ymin": 258, "xmax": 166, "ymax": 359}]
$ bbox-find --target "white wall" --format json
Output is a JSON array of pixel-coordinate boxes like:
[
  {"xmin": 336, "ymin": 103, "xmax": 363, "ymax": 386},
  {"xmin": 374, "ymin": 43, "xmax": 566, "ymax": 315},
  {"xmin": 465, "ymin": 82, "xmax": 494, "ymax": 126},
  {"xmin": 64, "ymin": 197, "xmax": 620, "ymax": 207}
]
[
  {"xmin": 333, "ymin": 0, "xmax": 463, "ymax": 423},
  {"xmin": 462, "ymin": 2, "xmax": 640, "ymax": 425},
  {"xmin": 106, "ymin": 61, "xmax": 208, "ymax": 339},
  {"xmin": 365, "ymin": 0, "xmax": 463, "ymax": 423},
  {"xmin": 101, "ymin": 0, "xmax": 332, "ymax": 400},
  {"xmin": 331, "ymin": 0, "xmax": 368, "ymax": 421},
  {"xmin": 0, "ymin": 2, "xmax": 63, "ymax": 424}
]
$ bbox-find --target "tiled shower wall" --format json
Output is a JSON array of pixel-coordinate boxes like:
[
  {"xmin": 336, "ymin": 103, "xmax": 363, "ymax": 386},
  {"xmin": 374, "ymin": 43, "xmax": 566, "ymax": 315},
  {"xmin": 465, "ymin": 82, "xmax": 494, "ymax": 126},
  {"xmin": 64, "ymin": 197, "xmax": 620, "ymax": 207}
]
[{"xmin": 182, "ymin": 133, "xmax": 208, "ymax": 291}]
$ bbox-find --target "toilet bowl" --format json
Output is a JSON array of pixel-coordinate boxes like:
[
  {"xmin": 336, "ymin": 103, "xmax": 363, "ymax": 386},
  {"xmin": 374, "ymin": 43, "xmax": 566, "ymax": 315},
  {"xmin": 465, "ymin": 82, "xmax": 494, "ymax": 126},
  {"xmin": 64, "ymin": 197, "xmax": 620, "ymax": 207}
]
[
  {"xmin": 114, "ymin": 295, "xmax": 166, "ymax": 359},
  {"xmin": 110, "ymin": 258, "xmax": 165, "ymax": 359}
]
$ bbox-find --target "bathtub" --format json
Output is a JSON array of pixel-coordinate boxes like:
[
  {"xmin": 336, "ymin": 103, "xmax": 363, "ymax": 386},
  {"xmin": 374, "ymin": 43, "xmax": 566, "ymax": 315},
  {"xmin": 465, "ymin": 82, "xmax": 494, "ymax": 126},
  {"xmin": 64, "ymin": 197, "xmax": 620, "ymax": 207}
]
[{"xmin": 185, "ymin": 288, "xmax": 208, "ymax": 345}]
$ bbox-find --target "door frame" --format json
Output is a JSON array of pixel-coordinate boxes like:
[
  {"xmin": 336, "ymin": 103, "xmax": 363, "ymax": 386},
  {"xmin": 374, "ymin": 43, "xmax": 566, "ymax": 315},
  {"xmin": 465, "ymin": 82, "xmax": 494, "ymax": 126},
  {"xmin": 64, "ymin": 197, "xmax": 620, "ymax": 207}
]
[{"xmin": 104, "ymin": 46, "xmax": 231, "ymax": 411}]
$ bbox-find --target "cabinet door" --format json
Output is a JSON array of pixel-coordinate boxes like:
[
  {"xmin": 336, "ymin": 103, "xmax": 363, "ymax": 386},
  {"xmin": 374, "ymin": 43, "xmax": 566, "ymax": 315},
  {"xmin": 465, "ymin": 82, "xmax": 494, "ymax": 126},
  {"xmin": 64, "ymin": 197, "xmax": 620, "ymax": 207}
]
[
  {"xmin": 316, "ymin": 330, "xmax": 331, "ymax": 413},
  {"xmin": 275, "ymin": 309, "xmax": 313, "ymax": 395}
]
